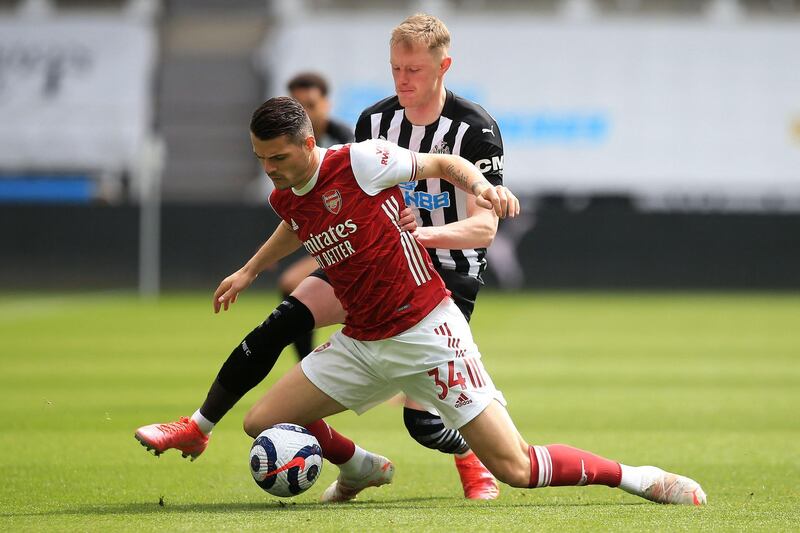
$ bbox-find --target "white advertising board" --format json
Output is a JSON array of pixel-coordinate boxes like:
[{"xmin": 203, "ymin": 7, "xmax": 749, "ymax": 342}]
[
  {"xmin": 0, "ymin": 16, "xmax": 157, "ymax": 172},
  {"xmin": 263, "ymin": 15, "xmax": 800, "ymax": 207}
]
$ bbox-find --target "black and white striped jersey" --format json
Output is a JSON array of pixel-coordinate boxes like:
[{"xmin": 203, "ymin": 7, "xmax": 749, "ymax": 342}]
[{"xmin": 355, "ymin": 89, "xmax": 504, "ymax": 281}]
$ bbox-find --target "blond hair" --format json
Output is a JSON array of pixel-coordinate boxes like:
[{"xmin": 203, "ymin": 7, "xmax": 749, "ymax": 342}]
[{"xmin": 390, "ymin": 13, "xmax": 451, "ymax": 53}]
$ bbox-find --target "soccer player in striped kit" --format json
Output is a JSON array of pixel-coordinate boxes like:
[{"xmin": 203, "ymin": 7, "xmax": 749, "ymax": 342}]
[{"xmin": 350, "ymin": 13, "xmax": 508, "ymax": 499}]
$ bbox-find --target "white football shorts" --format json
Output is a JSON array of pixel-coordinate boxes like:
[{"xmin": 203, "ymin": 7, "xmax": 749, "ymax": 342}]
[{"xmin": 300, "ymin": 297, "xmax": 506, "ymax": 430}]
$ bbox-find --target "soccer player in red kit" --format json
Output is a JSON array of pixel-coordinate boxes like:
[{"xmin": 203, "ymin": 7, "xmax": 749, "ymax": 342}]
[
  {"xmin": 136, "ymin": 13, "xmax": 509, "ymax": 501},
  {"xmin": 217, "ymin": 96, "xmax": 706, "ymax": 506}
]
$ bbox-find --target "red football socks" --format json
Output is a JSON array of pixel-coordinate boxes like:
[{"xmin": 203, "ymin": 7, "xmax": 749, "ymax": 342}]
[
  {"xmin": 529, "ymin": 444, "xmax": 622, "ymax": 488},
  {"xmin": 305, "ymin": 419, "xmax": 356, "ymax": 465}
]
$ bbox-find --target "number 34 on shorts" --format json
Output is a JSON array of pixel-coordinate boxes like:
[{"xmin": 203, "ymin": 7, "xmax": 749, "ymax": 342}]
[{"xmin": 427, "ymin": 358, "xmax": 487, "ymax": 400}]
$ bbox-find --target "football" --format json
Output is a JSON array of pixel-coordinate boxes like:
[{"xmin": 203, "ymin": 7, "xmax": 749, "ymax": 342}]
[{"xmin": 249, "ymin": 423, "xmax": 323, "ymax": 497}]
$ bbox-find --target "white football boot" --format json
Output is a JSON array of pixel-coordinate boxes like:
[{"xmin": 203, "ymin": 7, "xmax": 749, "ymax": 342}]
[
  {"xmin": 320, "ymin": 452, "xmax": 395, "ymax": 503},
  {"xmin": 632, "ymin": 466, "xmax": 707, "ymax": 505}
]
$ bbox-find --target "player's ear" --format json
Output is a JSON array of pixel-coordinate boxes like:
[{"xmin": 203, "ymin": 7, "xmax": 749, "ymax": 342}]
[
  {"xmin": 304, "ymin": 135, "xmax": 316, "ymax": 151},
  {"xmin": 440, "ymin": 55, "xmax": 452, "ymax": 76}
]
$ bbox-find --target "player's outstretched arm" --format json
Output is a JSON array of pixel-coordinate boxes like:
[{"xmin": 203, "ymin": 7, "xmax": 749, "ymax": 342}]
[
  {"xmin": 414, "ymin": 153, "xmax": 520, "ymax": 219},
  {"xmin": 405, "ymin": 195, "xmax": 499, "ymax": 250},
  {"xmin": 213, "ymin": 221, "xmax": 303, "ymax": 313}
]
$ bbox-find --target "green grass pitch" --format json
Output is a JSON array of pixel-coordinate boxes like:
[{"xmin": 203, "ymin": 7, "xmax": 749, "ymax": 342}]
[{"xmin": 1, "ymin": 291, "xmax": 798, "ymax": 531}]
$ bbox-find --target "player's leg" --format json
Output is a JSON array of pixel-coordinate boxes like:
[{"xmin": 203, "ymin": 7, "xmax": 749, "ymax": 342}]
[
  {"xmin": 245, "ymin": 331, "xmax": 397, "ymax": 503},
  {"xmin": 203, "ymin": 273, "xmax": 343, "ymax": 427},
  {"xmin": 278, "ymin": 258, "xmax": 330, "ymax": 360},
  {"xmin": 402, "ymin": 398, "xmax": 498, "ymax": 499},
  {"xmin": 290, "ymin": 271, "xmax": 346, "ymax": 328},
  {"xmin": 242, "ymin": 359, "xmax": 397, "ymax": 499},
  {"xmin": 457, "ymin": 401, "xmax": 707, "ymax": 505},
  {"xmin": 402, "ymin": 270, "xmax": 498, "ymax": 499},
  {"xmin": 403, "ymin": 398, "xmax": 469, "ymax": 455},
  {"xmin": 135, "ymin": 273, "xmax": 343, "ymax": 458},
  {"xmin": 402, "ymin": 274, "xmax": 477, "ymax": 450},
  {"xmin": 399, "ymin": 299, "xmax": 706, "ymax": 505},
  {"xmin": 242, "ymin": 363, "xmax": 346, "ymax": 434}
]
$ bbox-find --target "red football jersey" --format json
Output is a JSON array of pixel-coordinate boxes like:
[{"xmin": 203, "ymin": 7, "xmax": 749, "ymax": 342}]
[{"xmin": 269, "ymin": 140, "xmax": 450, "ymax": 341}]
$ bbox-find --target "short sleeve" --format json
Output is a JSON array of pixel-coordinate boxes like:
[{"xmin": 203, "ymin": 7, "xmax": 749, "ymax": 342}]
[
  {"xmin": 460, "ymin": 121, "xmax": 504, "ymax": 187},
  {"xmin": 348, "ymin": 139, "xmax": 418, "ymax": 196}
]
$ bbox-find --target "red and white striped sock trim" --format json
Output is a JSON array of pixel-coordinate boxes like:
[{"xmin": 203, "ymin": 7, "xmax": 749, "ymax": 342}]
[{"xmin": 529, "ymin": 445, "xmax": 553, "ymax": 488}]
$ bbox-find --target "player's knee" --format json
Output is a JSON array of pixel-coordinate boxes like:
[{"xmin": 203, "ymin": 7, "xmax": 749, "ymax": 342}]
[
  {"xmin": 218, "ymin": 296, "xmax": 315, "ymax": 395},
  {"xmin": 402, "ymin": 407, "xmax": 429, "ymax": 444},
  {"xmin": 242, "ymin": 418, "xmax": 257, "ymax": 439},
  {"xmin": 403, "ymin": 408, "xmax": 469, "ymax": 454},
  {"xmin": 242, "ymin": 404, "xmax": 277, "ymax": 438},
  {"xmin": 242, "ymin": 413, "xmax": 258, "ymax": 438},
  {"xmin": 243, "ymin": 408, "xmax": 270, "ymax": 439}
]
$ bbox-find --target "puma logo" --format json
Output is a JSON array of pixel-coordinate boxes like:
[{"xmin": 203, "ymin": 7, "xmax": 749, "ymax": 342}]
[{"xmin": 482, "ymin": 125, "xmax": 495, "ymax": 137}]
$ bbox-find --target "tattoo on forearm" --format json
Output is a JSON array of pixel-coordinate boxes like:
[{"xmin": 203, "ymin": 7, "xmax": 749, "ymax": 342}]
[
  {"xmin": 444, "ymin": 163, "xmax": 471, "ymax": 190},
  {"xmin": 416, "ymin": 159, "xmax": 425, "ymax": 177}
]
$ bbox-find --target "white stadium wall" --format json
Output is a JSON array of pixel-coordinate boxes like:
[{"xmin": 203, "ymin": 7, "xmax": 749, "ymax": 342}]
[
  {"xmin": 0, "ymin": 15, "xmax": 157, "ymax": 174},
  {"xmin": 262, "ymin": 14, "xmax": 800, "ymax": 209}
]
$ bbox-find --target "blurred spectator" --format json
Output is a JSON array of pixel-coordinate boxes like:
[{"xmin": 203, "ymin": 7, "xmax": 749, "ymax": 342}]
[{"xmin": 287, "ymin": 72, "xmax": 353, "ymax": 148}]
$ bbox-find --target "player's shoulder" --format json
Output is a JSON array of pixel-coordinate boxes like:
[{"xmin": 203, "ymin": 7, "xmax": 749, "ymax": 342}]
[
  {"xmin": 326, "ymin": 141, "xmax": 390, "ymax": 171},
  {"xmin": 346, "ymin": 139, "xmax": 387, "ymax": 162},
  {"xmin": 347, "ymin": 139, "xmax": 411, "ymax": 174},
  {"xmin": 446, "ymin": 90, "xmax": 499, "ymax": 130},
  {"xmin": 445, "ymin": 91, "xmax": 503, "ymax": 150},
  {"xmin": 321, "ymin": 142, "xmax": 352, "ymax": 165}
]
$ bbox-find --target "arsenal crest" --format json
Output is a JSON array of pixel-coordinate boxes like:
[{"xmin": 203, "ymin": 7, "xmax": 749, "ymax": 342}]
[{"xmin": 322, "ymin": 190, "xmax": 342, "ymax": 215}]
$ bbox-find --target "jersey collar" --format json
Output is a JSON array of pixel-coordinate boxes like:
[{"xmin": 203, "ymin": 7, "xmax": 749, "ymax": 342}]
[
  {"xmin": 292, "ymin": 146, "xmax": 328, "ymax": 196},
  {"xmin": 441, "ymin": 88, "xmax": 456, "ymax": 118}
]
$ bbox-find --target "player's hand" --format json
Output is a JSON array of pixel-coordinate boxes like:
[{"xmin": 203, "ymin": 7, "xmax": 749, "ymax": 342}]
[
  {"xmin": 398, "ymin": 207, "xmax": 418, "ymax": 233},
  {"xmin": 213, "ymin": 268, "xmax": 257, "ymax": 313},
  {"xmin": 410, "ymin": 225, "xmax": 430, "ymax": 245},
  {"xmin": 475, "ymin": 185, "xmax": 520, "ymax": 219}
]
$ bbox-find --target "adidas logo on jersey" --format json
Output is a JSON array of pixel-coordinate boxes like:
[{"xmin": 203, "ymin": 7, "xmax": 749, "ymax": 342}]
[
  {"xmin": 290, "ymin": 218, "xmax": 299, "ymax": 230},
  {"xmin": 454, "ymin": 392, "xmax": 472, "ymax": 408}
]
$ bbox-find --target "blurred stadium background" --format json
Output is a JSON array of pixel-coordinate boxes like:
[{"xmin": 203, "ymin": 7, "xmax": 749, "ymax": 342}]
[
  {"xmin": 2, "ymin": 3, "xmax": 799, "ymax": 530},
  {"xmin": 1, "ymin": 0, "xmax": 799, "ymax": 294}
]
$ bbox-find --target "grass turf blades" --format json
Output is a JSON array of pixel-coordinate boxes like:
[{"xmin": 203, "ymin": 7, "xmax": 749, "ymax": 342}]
[{"xmin": 0, "ymin": 291, "xmax": 798, "ymax": 531}]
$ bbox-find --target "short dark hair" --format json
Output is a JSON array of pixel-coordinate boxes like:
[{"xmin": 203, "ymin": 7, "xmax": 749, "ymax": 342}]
[
  {"xmin": 250, "ymin": 96, "xmax": 314, "ymax": 144},
  {"xmin": 287, "ymin": 72, "xmax": 329, "ymax": 97}
]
